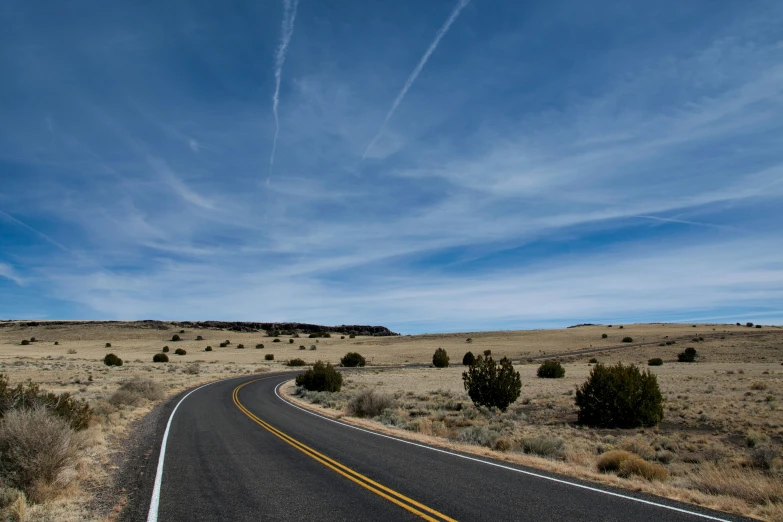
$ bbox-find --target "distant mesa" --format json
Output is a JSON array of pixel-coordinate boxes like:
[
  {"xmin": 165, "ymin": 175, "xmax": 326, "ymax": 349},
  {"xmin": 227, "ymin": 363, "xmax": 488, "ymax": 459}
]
[{"xmin": 0, "ymin": 319, "xmax": 399, "ymax": 337}]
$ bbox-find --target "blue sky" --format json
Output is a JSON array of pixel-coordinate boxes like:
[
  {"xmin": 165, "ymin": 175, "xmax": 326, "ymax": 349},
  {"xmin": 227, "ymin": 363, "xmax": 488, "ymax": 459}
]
[{"xmin": 1, "ymin": 0, "xmax": 782, "ymax": 333}]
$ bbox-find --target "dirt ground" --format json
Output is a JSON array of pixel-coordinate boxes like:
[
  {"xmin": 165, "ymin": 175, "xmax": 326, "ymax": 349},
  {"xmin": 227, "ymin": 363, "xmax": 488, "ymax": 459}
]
[{"xmin": 0, "ymin": 320, "xmax": 781, "ymax": 521}]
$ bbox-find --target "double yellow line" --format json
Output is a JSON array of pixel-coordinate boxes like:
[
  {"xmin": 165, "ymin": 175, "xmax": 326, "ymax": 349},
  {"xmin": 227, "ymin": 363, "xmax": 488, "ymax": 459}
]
[{"xmin": 232, "ymin": 378, "xmax": 456, "ymax": 522}]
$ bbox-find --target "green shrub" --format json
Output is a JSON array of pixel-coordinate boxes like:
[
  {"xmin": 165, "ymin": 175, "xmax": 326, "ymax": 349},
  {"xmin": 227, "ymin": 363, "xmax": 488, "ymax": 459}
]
[
  {"xmin": 0, "ymin": 374, "xmax": 91, "ymax": 431},
  {"xmin": 537, "ymin": 360, "xmax": 565, "ymax": 378},
  {"xmin": 153, "ymin": 353, "xmax": 168, "ymax": 363},
  {"xmin": 295, "ymin": 361, "xmax": 342, "ymax": 392},
  {"xmin": 179, "ymin": 329, "xmax": 185, "ymax": 334},
  {"xmin": 622, "ymin": 337, "xmax": 633, "ymax": 343},
  {"xmin": 432, "ymin": 348, "xmax": 449, "ymax": 368},
  {"xmin": 340, "ymin": 335, "xmax": 345, "ymax": 339},
  {"xmin": 648, "ymin": 358, "xmax": 663, "ymax": 366},
  {"xmin": 756, "ymin": 324, "xmax": 762, "ymax": 329},
  {"xmin": 162, "ymin": 346, "xmax": 169, "ymax": 353},
  {"xmin": 196, "ymin": 335, "xmax": 203, "ymax": 341},
  {"xmin": 349, "ymin": 333, "xmax": 356, "ymax": 339},
  {"xmin": 341, "ymin": 352, "xmax": 366, "ymax": 367},
  {"xmin": 310, "ymin": 345, "xmax": 317, "ymax": 350},
  {"xmin": 619, "ymin": 325, "xmax": 624, "ymax": 329},
  {"xmin": 171, "ymin": 334, "xmax": 180, "ymax": 342},
  {"xmin": 287, "ymin": 358, "xmax": 306, "ymax": 367},
  {"xmin": 678, "ymin": 347, "xmax": 696, "ymax": 362},
  {"xmin": 589, "ymin": 358, "xmax": 598, "ymax": 364},
  {"xmin": 575, "ymin": 363, "xmax": 663, "ymax": 428},
  {"xmin": 237, "ymin": 344, "xmax": 244, "ymax": 349},
  {"xmin": 347, "ymin": 389, "xmax": 394, "ymax": 418},
  {"xmin": 54, "ymin": 341, "xmax": 59, "ymax": 345},
  {"xmin": 265, "ymin": 354, "xmax": 274, "ymax": 361},
  {"xmin": 20, "ymin": 340, "xmax": 29, "ymax": 346},
  {"xmin": 103, "ymin": 353, "xmax": 123, "ymax": 367},
  {"xmin": 105, "ymin": 342, "xmax": 111, "ymax": 348},
  {"xmin": 205, "ymin": 346, "xmax": 212, "ymax": 352},
  {"xmin": 289, "ymin": 339, "xmax": 294, "ymax": 344},
  {"xmin": 219, "ymin": 342, "xmax": 228, "ymax": 348},
  {"xmin": 174, "ymin": 348, "xmax": 186, "ymax": 356},
  {"xmin": 462, "ymin": 351, "xmax": 475, "ymax": 366},
  {"xmin": 273, "ymin": 338, "xmax": 281, "ymax": 343},
  {"xmin": 483, "ymin": 350, "xmax": 492, "ymax": 356},
  {"xmin": 256, "ymin": 344, "xmax": 264, "ymax": 349},
  {"xmin": 746, "ymin": 322, "xmax": 754, "ymax": 327},
  {"xmin": 601, "ymin": 333, "xmax": 608, "ymax": 339},
  {"xmin": 462, "ymin": 355, "xmax": 521, "ymax": 411}
]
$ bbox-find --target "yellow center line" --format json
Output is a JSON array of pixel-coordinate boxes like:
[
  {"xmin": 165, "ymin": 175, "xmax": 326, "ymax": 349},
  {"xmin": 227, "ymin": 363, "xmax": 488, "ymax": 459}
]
[{"xmin": 232, "ymin": 378, "xmax": 457, "ymax": 522}]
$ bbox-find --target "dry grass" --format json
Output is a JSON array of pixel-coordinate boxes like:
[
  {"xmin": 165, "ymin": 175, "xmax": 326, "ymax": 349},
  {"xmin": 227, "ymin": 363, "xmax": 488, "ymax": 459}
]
[{"xmin": 1, "ymin": 320, "xmax": 781, "ymax": 520}]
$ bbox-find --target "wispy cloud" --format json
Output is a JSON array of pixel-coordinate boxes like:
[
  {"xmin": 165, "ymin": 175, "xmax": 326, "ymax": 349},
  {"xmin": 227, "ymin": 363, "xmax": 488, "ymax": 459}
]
[
  {"xmin": 269, "ymin": 0, "xmax": 300, "ymax": 168},
  {"xmin": 0, "ymin": 209, "xmax": 73, "ymax": 254},
  {"xmin": 0, "ymin": 263, "xmax": 25, "ymax": 286},
  {"xmin": 362, "ymin": 0, "xmax": 471, "ymax": 160}
]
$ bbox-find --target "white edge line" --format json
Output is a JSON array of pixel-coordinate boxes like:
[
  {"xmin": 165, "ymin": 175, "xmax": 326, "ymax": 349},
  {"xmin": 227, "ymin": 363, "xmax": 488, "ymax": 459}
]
[
  {"xmin": 274, "ymin": 381, "xmax": 732, "ymax": 522},
  {"xmin": 146, "ymin": 379, "xmax": 225, "ymax": 522}
]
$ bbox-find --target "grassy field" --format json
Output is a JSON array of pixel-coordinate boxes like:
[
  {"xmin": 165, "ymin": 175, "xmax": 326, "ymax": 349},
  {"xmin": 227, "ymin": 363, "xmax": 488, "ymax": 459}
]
[{"xmin": 0, "ymin": 320, "xmax": 781, "ymax": 520}]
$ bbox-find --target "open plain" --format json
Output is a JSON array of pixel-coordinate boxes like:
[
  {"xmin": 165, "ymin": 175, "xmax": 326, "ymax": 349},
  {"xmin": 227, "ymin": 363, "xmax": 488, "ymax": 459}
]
[{"xmin": 0, "ymin": 320, "xmax": 781, "ymax": 521}]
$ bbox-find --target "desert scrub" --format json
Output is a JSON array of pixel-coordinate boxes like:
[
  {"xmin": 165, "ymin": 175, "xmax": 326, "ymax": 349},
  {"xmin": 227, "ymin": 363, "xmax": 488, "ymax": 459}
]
[
  {"xmin": 287, "ymin": 358, "xmax": 307, "ymax": 367},
  {"xmin": 264, "ymin": 354, "xmax": 274, "ymax": 361},
  {"xmin": 109, "ymin": 378, "xmax": 165, "ymax": 407},
  {"xmin": 347, "ymin": 389, "xmax": 395, "ymax": 418},
  {"xmin": 432, "ymin": 348, "xmax": 449, "ymax": 368},
  {"xmin": 462, "ymin": 355, "xmax": 521, "ymax": 411},
  {"xmin": 103, "ymin": 353, "xmax": 123, "ymax": 367},
  {"xmin": 536, "ymin": 360, "xmax": 565, "ymax": 378},
  {"xmin": 521, "ymin": 436, "xmax": 564, "ymax": 459},
  {"xmin": 296, "ymin": 361, "xmax": 342, "ymax": 392},
  {"xmin": 153, "ymin": 353, "xmax": 169, "ymax": 363},
  {"xmin": 648, "ymin": 358, "xmax": 663, "ymax": 366},
  {"xmin": 0, "ymin": 408, "xmax": 88, "ymax": 503},
  {"xmin": 174, "ymin": 348, "xmax": 187, "ymax": 356},
  {"xmin": 341, "ymin": 352, "xmax": 366, "ymax": 367},
  {"xmin": 575, "ymin": 362, "xmax": 663, "ymax": 428},
  {"xmin": 622, "ymin": 337, "xmax": 633, "ymax": 343},
  {"xmin": 462, "ymin": 351, "xmax": 475, "ymax": 366},
  {"xmin": 596, "ymin": 450, "xmax": 669, "ymax": 481},
  {"xmin": 0, "ymin": 374, "xmax": 91, "ymax": 431},
  {"xmin": 677, "ymin": 347, "xmax": 697, "ymax": 362}
]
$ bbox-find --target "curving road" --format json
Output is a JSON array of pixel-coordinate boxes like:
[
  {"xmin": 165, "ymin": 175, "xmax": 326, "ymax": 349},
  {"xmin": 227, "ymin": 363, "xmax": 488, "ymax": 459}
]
[{"xmin": 121, "ymin": 372, "xmax": 748, "ymax": 522}]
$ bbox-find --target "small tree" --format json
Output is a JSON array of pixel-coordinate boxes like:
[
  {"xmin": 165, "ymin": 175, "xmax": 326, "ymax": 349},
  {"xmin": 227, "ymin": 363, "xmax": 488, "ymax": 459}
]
[
  {"xmin": 341, "ymin": 352, "xmax": 366, "ymax": 367},
  {"xmin": 746, "ymin": 322, "xmax": 754, "ymax": 327},
  {"xmin": 537, "ymin": 360, "xmax": 565, "ymax": 378},
  {"xmin": 483, "ymin": 350, "xmax": 492, "ymax": 356},
  {"xmin": 462, "ymin": 351, "xmax": 475, "ymax": 366},
  {"xmin": 575, "ymin": 363, "xmax": 663, "ymax": 428},
  {"xmin": 172, "ymin": 334, "xmax": 181, "ymax": 342},
  {"xmin": 462, "ymin": 355, "xmax": 521, "ymax": 411},
  {"xmin": 153, "ymin": 353, "xmax": 169, "ymax": 363},
  {"xmin": 103, "ymin": 353, "xmax": 123, "ymax": 367},
  {"xmin": 296, "ymin": 361, "xmax": 342, "ymax": 392},
  {"xmin": 678, "ymin": 347, "xmax": 697, "ymax": 362},
  {"xmin": 432, "ymin": 348, "xmax": 449, "ymax": 368}
]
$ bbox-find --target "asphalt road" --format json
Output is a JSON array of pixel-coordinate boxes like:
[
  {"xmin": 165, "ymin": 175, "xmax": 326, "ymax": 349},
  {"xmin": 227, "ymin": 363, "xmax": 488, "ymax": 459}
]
[{"xmin": 120, "ymin": 371, "xmax": 753, "ymax": 522}]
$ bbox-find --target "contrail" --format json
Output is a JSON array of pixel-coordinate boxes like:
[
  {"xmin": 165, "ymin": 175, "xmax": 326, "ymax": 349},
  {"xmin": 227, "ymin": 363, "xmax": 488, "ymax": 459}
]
[
  {"xmin": 362, "ymin": 0, "xmax": 470, "ymax": 160},
  {"xmin": 269, "ymin": 0, "xmax": 300, "ymax": 167}
]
